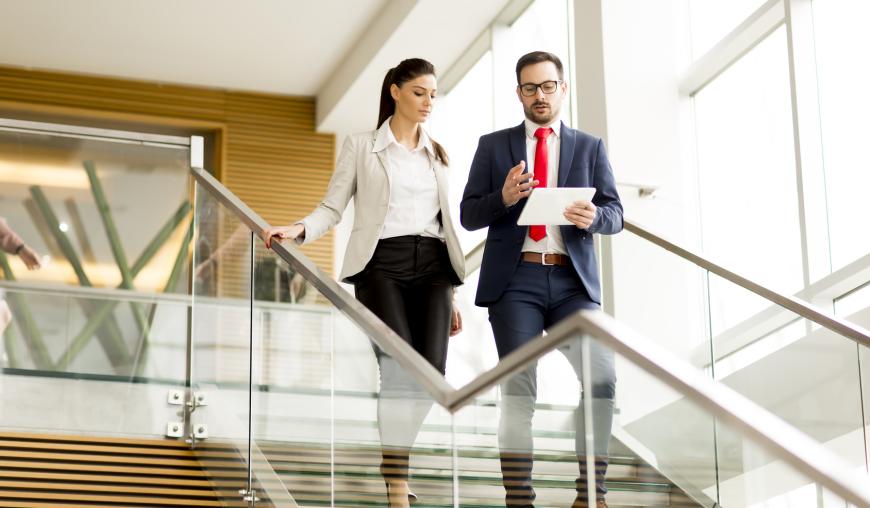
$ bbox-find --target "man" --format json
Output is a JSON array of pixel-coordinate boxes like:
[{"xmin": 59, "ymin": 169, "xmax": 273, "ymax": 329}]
[{"xmin": 460, "ymin": 51, "xmax": 623, "ymax": 507}]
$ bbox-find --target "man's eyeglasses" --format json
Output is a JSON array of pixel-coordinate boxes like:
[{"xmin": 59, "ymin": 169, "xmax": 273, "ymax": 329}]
[{"xmin": 518, "ymin": 80, "xmax": 562, "ymax": 97}]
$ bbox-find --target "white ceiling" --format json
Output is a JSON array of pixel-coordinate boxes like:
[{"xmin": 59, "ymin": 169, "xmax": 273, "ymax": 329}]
[
  {"xmin": 0, "ymin": 0, "xmax": 514, "ymax": 134},
  {"xmin": 0, "ymin": 0, "xmax": 388, "ymax": 95}
]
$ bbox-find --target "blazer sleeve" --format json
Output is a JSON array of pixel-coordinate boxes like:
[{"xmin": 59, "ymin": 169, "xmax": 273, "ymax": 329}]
[
  {"xmin": 460, "ymin": 135, "xmax": 510, "ymax": 231},
  {"xmin": 587, "ymin": 138, "xmax": 624, "ymax": 235},
  {"xmin": 298, "ymin": 135, "xmax": 358, "ymax": 245}
]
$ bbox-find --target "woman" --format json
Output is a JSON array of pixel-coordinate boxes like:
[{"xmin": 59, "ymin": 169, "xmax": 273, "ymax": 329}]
[{"xmin": 264, "ymin": 58, "xmax": 465, "ymax": 507}]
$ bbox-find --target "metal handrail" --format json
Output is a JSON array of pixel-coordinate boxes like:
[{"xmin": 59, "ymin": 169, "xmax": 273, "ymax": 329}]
[
  {"xmin": 446, "ymin": 310, "xmax": 870, "ymax": 506},
  {"xmin": 191, "ymin": 168, "xmax": 870, "ymax": 507},
  {"xmin": 190, "ymin": 168, "xmax": 455, "ymax": 407},
  {"xmin": 460, "ymin": 220, "xmax": 869, "ymax": 348},
  {"xmin": 623, "ymin": 218, "xmax": 870, "ymax": 347}
]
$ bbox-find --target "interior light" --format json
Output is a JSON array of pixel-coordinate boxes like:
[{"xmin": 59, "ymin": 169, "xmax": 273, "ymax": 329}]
[{"xmin": 0, "ymin": 164, "xmax": 91, "ymax": 189}]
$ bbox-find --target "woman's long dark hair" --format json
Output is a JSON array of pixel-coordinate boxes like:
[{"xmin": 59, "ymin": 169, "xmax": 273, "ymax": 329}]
[{"xmin": 377, "ymin": 58, "xmax": 449, "ymax": 166}]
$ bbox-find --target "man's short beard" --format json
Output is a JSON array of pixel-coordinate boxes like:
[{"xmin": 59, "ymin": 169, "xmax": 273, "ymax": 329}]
[{"xmin": 524, "ymin": 104, "xmax": 556, "ymax": 124}]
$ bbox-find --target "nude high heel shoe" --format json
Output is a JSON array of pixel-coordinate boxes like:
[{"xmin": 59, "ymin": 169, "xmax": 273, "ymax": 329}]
[{"xmin": 384, "ymin": 480, "xmax": 418, "ymax": 507}]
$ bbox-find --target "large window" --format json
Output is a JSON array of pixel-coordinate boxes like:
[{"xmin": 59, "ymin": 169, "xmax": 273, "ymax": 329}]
[
  {"xmin": 694, "ymin": 26, "xmax": 802, "ymax": 332},
  {"xmin": 688, "ymin": 0, "xmax": 769, "ymax": 59},
  {"xmin": 428, "ymin": 51, "xmax": 493, "ymax": 253},
  {"xmin": 493, "ymin": 0, "xmax": 573, "ymax": 130},
  {"xmin": 812, "ymin": 0, "xmax": 870, "ymax": 272}
]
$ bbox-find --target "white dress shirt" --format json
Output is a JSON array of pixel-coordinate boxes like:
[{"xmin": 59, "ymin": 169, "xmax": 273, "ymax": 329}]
[
  {"xmin": 521, "ymin": 118, "xmax": 567, "ymax": 255},
  {"xmin": 372, "ymin": 118, "xmax": 444, "ymax": 240}
]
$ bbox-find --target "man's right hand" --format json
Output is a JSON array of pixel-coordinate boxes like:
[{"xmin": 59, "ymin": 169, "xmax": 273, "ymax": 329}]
[
  {"xmin": 501, "ymin": 161, "xmax": 538, "ymax": 207},
  {"xmin": 262, "ymin": 223, "xmax": 305, "ymax": 249}
]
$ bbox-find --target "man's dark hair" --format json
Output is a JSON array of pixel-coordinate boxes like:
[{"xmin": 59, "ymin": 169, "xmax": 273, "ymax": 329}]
[{"xmin": 515, "ymin": 51, "xmax": 564, "ymax": 84}]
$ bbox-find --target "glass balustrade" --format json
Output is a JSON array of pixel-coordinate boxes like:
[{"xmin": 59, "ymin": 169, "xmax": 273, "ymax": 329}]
[
  {"xmin": 1, "ymin": 115, "xmax": 867, "ymax": 507},
  {"xmin": 609, "ymin": 222, "xmax": 870, "ymax": 483}
]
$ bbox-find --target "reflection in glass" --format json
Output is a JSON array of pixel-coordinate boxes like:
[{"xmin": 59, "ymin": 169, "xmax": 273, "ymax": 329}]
[{"xmin": 0, "ymin": 124, "xmax": 190, "ymax": 290}]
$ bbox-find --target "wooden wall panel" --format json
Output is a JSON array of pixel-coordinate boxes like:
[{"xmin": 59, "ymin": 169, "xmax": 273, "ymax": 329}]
[{"xmin": 0, "ymin": 66, "xmax": 335, "ymax": 275}]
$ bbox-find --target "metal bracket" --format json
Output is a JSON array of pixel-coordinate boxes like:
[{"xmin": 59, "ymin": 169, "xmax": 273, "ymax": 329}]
[
  {"xmin": 167, "ymin": 389, "xmax": 209, "ymax": 444},
  {"xmin": 192, "ymin": 391, "xmax": 208, "ymax": 407},
  {"xmin": 239, "ymin": 488, "xmax": 260, "ymax": 504},
  {"xmin": 167, "ymin": 389, "xmax": 185, "ymax": 405},
  {"xmin": 192, "ymin": 424, "xmax": 209, "ymax": 439},
  {"xmin": 168, "ymin": 389, "xmax": 208, "ymax": 409},
  {"xmin": 166, "ymin": 422, "xmax": 184, "ymax": 438}
]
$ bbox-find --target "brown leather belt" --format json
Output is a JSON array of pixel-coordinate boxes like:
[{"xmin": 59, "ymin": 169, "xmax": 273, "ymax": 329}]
[{"xmin": 521, "ymin": 252, "xmax": 570, "ymax": 266}]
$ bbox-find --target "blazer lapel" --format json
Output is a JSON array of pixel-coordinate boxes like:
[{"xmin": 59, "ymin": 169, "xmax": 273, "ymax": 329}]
[
  {"xmin": 509, "ymin": 122, "xmax": 527, "ymax": 173},
  {"xmin": 371, "ymin": 130, "xmax": 391, "ymax": 185},
  {"xmin": 558, "ymin": 123, "xmax": 576, "ymax": 188},
  {"xmin": 433, "ymin": 161, "xmax": 455, "ymax": 240}
]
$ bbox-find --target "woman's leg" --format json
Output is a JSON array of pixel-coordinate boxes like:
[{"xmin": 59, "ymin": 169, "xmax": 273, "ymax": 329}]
[{"xmin": 354, "ymin": 272, "xmax": 418, "ymax": 503}]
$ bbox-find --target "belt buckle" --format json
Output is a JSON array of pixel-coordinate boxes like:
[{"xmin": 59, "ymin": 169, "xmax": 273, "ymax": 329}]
[{"xmin": 540, "ymin": 252, "xmax": 553, "ymax": 266}]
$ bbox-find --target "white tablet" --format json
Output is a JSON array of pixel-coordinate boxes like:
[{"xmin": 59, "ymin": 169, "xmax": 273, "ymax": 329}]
[{"xmin": 517, "ymin": 187, "xmax": 596, "ymax": 226}]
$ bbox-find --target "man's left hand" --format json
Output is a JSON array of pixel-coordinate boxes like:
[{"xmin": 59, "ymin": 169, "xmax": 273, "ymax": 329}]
[{"xmin": 564, "ymin": 200, "xmax": 596, "ymax": 229}]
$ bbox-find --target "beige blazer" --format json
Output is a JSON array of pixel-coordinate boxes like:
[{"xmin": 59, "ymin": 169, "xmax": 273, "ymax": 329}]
[{"xmin": 298, "ymin": 130, "xmax": 466, "ymax": 283}]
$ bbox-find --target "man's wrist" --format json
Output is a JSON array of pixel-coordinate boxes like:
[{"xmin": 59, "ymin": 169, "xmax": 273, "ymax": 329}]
[{"xmin": 14, "ymin": 243, "xmax": 24, "ymax": 255}]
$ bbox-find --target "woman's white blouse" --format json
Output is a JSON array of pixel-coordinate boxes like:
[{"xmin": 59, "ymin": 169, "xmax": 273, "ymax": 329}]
[{"xmin": 372, "ymin": 118, "xmax": 444, "ymax": 240}]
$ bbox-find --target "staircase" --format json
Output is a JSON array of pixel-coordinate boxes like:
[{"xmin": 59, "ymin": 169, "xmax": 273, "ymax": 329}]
[
  {"xmin": 0, "ymin": 431, "xmax": 702, "ymax": 507},
  {"xmin": 0, "ymin": 432, "xmax": 248, "ymax": 507},
  {"xmin": 255, "ymin": 441, "xmax": 702, "ymax": 507}
]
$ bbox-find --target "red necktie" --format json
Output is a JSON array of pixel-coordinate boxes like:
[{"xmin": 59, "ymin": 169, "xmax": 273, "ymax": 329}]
[{"xmin": 529, "ymin": 127, "xmax": 552, "ymax": 241}]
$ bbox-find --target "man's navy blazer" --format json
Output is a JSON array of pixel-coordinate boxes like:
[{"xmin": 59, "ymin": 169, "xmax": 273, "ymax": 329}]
[{"xmin": 460, "ymin": 121, "xmax": 623, "ymax": 307}]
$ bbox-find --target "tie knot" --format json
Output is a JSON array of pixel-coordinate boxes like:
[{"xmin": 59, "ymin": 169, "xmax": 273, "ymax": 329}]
[{"xmin": 534, "ymin": 127, "xmax": 552, "ymax": 140}]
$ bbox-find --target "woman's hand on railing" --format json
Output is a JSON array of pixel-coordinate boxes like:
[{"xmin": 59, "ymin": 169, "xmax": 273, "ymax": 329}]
[{"xmin": 262, "ymin": 224, "xmax": 305, "ymax": 249}]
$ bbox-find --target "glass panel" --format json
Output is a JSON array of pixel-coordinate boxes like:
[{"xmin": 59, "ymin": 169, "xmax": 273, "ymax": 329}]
[
  {"xmin": 611, "ymin": 232, "xmax": 712, "ymax": 364},
  {"xmin": 834, "ymin": 282, "xmax": 870, "ymax": 476},
  {"xmin": 0, "ymin": 286, "xmax": 188, "ymax": 437},
  {"xmin": 834, "ymin": 283, "xmax": 870, "ymax": 319},
  {"xmin": 250, "ymin": 240, "xmax": 329, "ymax": 506},
  {"xmin": 0, "ymin": 122, "xmax": 191, "ymax": 290},
  {"xmin": 452, "ymin": 334, "xmax": 716, "ymax": 506},
  {"xmin": 708, "ymin": 272, "xmax": 867, "ymax": 476},
  {"xmin": 624, "ymin": 323, "xmax": 863, "ymax": 508},
  {"xmin": 334, "ymin": 291, "xmax": 457, "ymax": 506},
  {"xmin": 812, "ymin": 0, "xmax": 870, "ymax": 271},
  {"xmin": 0, "ymin": 121, "xmax": 192, "ymax": 439},
  {"xmin": 862, "ymin": 345, "xmax": 870, "ymax": 475},
  {"xmin": 189, "ymin": 179, "xmax": 254, "ymax": 501},
  {"xmin": 694, "ymin": 26, "xmax": 803, "ymax": 328},
  {"xmin": 688, "ymin": 0, "xmax": 770, "ymax": 59},
  {"xmin": 249, "ymin": 241, "xmax": 457, "ymax": 506},
  {"xmin": 448, "ymin": 269, "xmax": 499, "ymax": 389},
  {"xmin": 714, "ymin": 421, "xmax": 859, "ymax": 508}
]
